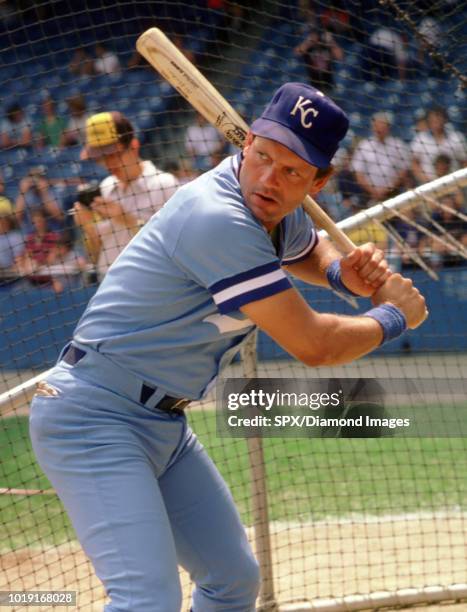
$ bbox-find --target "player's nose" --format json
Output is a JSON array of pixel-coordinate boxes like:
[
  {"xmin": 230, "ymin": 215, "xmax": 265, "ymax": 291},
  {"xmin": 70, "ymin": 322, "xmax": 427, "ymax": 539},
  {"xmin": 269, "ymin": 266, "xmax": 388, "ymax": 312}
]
[{"xmin": 261, "ymin": 164, "xmax": 280, "ymax": 189}]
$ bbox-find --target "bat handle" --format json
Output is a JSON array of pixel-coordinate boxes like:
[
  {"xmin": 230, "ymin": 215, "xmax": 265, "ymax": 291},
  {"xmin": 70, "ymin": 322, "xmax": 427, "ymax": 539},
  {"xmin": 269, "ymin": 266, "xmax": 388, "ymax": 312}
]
[{"xmin": 303, "ymin": 194, "xmax": 355, "ymax": 255}]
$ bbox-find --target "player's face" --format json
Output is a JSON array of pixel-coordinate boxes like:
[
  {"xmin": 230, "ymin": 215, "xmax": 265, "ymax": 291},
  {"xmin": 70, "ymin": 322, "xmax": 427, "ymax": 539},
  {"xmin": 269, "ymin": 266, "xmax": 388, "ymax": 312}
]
[{"xmin": 240, "ymin": 134, "xmax": 329, "ymax": 231}]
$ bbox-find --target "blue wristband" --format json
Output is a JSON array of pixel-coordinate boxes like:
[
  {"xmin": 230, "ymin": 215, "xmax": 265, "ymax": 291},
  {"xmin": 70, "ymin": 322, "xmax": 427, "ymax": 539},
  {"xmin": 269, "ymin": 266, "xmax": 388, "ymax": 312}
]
[
  {"xmin": 326, "ymin": 259, "xmax": 359, "ymax": 297},
  {"xmin": 364, "ymin": 304, "xmax": 407, "ymax": 345}
]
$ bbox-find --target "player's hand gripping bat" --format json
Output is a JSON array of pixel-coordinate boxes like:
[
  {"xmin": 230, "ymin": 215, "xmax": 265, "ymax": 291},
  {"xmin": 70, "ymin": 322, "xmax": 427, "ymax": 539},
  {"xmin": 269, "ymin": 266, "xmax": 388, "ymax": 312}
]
[{"xmin": 136, "ymin": 27, "xmax": 356, "ymax": 254}]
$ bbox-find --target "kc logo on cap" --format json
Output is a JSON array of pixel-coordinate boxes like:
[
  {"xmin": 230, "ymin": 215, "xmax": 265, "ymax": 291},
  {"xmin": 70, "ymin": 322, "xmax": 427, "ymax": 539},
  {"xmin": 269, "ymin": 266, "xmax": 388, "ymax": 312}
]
[
  {"xmin": 290, "ymin": 95, "xmax": 320, "ymax": 129},
  {"xmin": 251, "ymin": 82, "xmax": 349, "ymax": 168}
]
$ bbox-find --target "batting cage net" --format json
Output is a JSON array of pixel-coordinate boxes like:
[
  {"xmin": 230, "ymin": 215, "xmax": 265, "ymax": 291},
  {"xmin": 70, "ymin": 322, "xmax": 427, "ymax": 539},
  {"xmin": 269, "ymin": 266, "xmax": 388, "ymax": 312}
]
[{"xmin": 0, "ymin": 1, "xmax": 466, "ymax": 610}]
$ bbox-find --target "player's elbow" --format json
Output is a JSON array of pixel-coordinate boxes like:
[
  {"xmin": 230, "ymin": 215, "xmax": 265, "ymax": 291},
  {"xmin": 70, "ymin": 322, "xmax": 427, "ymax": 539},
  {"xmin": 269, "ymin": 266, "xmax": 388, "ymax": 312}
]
[{"xmin": 295, "ymin": 346, "xmax": 335, "ymax": 368}]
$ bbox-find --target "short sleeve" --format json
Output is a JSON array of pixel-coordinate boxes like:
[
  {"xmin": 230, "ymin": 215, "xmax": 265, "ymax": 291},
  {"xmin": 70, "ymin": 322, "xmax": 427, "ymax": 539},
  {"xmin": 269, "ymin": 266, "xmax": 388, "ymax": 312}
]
[
  {"xmin": 172, "ymin": 202, "xmax": 292, "ymax": 314},
  {"xmin": 282, "ymin": 206, "xmax": 318, "ymax": 265}
]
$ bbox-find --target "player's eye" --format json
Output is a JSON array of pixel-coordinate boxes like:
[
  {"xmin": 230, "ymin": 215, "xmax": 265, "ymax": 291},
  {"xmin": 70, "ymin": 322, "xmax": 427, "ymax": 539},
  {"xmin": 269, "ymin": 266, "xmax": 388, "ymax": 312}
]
[
  {"xmin": 257, "ymin": 151, "xmax": 269, "ymax": 161},
  {"xmin": 286, "ymin": 168, "xmax": 300, "ymax": 178}
]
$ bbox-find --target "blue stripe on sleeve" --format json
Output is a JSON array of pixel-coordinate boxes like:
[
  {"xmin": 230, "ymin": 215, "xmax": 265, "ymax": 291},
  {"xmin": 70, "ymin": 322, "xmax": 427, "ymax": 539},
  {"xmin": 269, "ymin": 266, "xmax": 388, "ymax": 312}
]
[
  {"xmin": 217, "ymin": 277, "xmax": 292, "ymax": 314},
  {"xmin": 210, "ymin": 260, "xmax": 280, "ymax": 294}
]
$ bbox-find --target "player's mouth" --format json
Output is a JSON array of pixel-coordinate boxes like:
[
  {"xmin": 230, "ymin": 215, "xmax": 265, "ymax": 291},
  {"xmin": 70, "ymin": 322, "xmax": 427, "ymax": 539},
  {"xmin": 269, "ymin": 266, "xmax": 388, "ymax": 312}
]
[{"xmin": 252, "ymin": 192, "xmax": 279, "ymax": 207}]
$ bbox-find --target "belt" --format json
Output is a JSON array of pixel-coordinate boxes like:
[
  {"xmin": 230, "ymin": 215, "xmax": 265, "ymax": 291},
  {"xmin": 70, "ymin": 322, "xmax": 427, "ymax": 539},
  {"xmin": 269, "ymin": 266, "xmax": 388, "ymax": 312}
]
[{"xmin": 61, "ymin": 344, "xmax": 190, "ymax": 415}]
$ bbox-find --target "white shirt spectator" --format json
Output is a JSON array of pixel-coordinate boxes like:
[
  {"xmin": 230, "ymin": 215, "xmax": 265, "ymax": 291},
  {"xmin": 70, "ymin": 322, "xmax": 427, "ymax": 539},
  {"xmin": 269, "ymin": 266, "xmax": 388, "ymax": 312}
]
[
  {"xmin": 351, "ymin": 136, "xmax": 410, "ymax": 190},
  {"xmin": 95, "ymin": 50, "xmax": 121, "ymax": 75},
  {"xmin": 1, "ymin": 117, "xmax": 30, "ymax": 140},
  {"xmin": 411, "ymin": 129, "xmax": 467, "ymax": 182},
  {"xmin": 417, "ymin": 17, "xmax": 442, "ymax": 49},
  {"xmin": 185, "ymin": 124, "xmax": 224, "ymax": 157},
  {"xmin": 96, "ymin": 160, "xmax": 178, "ymax": 279},
  {"xmin": 369, "ymin": 27, "xmax": 407, "ymax": 63}
]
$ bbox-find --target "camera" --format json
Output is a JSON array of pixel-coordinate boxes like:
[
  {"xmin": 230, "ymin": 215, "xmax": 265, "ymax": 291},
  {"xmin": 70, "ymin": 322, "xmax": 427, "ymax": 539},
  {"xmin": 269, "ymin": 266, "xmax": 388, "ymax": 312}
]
[{"xmin": 77, "ymin": 181, "xmax": 101, "ymax": 207}]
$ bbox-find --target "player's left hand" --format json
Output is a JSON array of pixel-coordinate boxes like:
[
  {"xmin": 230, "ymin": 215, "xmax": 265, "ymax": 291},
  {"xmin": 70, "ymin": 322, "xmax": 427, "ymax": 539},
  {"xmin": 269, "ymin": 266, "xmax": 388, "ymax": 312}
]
[{"xmin": 339, "ymin": 242, "xmax": 392, "ymax": 298}]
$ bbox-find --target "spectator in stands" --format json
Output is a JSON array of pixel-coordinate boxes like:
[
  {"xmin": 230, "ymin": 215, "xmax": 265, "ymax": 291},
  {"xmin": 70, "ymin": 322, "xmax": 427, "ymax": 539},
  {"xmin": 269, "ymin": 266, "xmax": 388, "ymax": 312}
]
[
  {"xmin": 389, "ymin": 207, "xmax": 424, "ymax": 271},
  {"xmin": 433, "ymin": 153, "xmax": 464, "ymax": 207},
  {"xmin": 364, "ymin": 26, "xmax": 407, "ymax": 81},
  {"xmin": 0, "ymin": 102, "xmax": 32, "ymax": 150},
  {"xmin": 127, "ymin": 50, "xmax": 150, "ymax": 70},
  {"xmin": 184, "ymin": 113, "xmax": 226, "ymax": 173},
  {"xmin": 0, "ymin": 209, "xmax": 24, "ymax": 281},
  {"xmin": 69, "ymin": 47, "xmax": 95, "ymax": 77},
  {"xmin": 294, "ymin": 24, "xmax": 343, "ymax": 93},
  {"xmin": 347, "ymin": 209, "xmax": 388, "ymax": 252},
  {"xmin": 15, "ymin": 166, "xmax": 64, "ymax": 234},
  {"xmin": 163, "ymin": 158, "xmax": 197, "ymax": 185},
  {"xmin": 411, "ymin": 106, "xmax": 467, "ymax": 184},
  {"xmin": 320, "ymin": 0, "xmax": 353, "ymax": 39},
  {"xmin": 351, "ymin": 112, "xmax": 410, "ymax": 205},
  {"xmin": 14, "ymin": 207, "xmax": 61, "ymax": 288},
  {"xmin": 173, "ymin": 34, "xmax": 196, "ymax": 66},
  {"xmin": 334, "ymin": 146, "xmax": 365, "ymax": 212},
  {"xmin": 429, "ymin": 193, "xmax": 467, "ymax": 267},
  {"xmin": 74, "ymin": 112, "xmax": 179, "ymax": 280},
  {"xmin": 35, "ymin": 96, "xmax": 67, "ymax": 149},
  {"xmin": 61, "ymin": 94, "xmax": 88, "ymax": 147},
  {"xmin": 298, "ymin": 0, "xmax": 361, "ymax": 42},
  {"xmin": 416, "ymin": 17, "xmax": 443, "ymax": 72},
  {"xmin": 414, "ymin": 109, "xmax": 428, "ymax": 135},
  {"xmin": 94, "ymin": 44, "xmax": 121, "ymax": 76},
  {"xmin": 0, "ymin": 172, "xmax": 14, "ymax": 216},
  {"xmin": 44, "ymin": 232, "xmax": 89, "ymax": 293}
]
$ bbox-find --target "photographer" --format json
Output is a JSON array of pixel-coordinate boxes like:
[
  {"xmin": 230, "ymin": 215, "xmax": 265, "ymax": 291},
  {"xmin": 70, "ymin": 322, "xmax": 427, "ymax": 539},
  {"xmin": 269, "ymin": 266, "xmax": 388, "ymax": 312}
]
[
  {"xmin": 74, "ymin": 112, "xmax": 179, "ymax": 281},
  {"xmin": 15, "ymin": 166, "xmax": 64, "ymax": 234}
]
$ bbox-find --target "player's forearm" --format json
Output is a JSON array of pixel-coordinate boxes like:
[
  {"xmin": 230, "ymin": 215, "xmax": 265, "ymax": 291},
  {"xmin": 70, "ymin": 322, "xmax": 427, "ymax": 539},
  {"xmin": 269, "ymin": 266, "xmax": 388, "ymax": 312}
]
[
  {"xmin": 242, "ymin": 289, "xmax": 387, "ymax": 368},
  {"xmin": 301, "ymin": 312, "xmax": 384, "ymax": 366},
  {"xmin": 284, "ymin": 238, "xmax": 341, "ymax": 287}
]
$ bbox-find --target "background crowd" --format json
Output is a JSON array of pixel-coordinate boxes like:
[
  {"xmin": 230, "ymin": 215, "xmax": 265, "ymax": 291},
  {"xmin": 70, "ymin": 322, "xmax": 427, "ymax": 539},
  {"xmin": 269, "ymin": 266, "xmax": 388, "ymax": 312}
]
[{"xmin": 0, "ymin": 0, "xmax": 465, "ymax": 292}]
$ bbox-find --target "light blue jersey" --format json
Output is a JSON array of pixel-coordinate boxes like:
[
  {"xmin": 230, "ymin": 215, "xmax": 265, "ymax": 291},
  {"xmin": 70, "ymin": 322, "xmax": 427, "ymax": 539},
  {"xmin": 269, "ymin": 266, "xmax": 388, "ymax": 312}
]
[{"xmin": 74, "ymin": 154, "xmax": 318, "ymax": 399}]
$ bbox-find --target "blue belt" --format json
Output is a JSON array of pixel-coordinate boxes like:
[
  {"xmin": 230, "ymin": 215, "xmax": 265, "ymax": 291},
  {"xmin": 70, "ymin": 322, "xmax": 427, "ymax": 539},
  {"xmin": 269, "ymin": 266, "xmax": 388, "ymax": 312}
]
[{"xmin": 61, "ymin": 343, "xmax": 190, "ymax": 415}]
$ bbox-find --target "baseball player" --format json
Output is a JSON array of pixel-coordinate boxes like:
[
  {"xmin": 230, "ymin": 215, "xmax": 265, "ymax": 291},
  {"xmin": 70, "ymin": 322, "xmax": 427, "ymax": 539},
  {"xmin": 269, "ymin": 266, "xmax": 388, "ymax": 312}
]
[
  {"xmin": 30, "ymin": 83, "xmax": 427, "ymax": 612},
  {"xmin": 74, "ymin": 112, "xmax": 179, "ymax": 280}
]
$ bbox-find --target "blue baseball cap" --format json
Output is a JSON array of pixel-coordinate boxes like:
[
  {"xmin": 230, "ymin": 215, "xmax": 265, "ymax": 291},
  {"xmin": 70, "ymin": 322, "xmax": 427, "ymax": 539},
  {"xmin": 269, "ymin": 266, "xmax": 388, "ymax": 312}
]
[{"xmin": 251, "ymin": 83, "xmax": 349, "ymax": 168}]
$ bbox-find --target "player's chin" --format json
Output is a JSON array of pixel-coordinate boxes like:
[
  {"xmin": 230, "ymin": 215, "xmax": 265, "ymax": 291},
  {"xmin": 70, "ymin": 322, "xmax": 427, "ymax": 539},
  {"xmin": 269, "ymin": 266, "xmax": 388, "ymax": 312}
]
[{"xmin": 250, "ymin": 193, "xmax": 281, "ymax": 215}]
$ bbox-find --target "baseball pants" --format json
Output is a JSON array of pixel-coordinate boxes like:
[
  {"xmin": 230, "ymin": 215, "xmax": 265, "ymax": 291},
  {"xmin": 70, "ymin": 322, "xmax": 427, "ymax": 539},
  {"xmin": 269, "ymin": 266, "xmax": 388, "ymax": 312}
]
[{"xmin": 29, "ymin": 348, "xmax": 260, "ymax": 611}]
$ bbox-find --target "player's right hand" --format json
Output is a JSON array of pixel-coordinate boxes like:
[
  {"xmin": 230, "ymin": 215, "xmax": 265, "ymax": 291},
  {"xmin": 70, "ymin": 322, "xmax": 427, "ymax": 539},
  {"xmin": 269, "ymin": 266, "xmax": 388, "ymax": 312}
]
[{"xmin": 371, "ymin": 273, "xmax": 428, "ymax": 329}]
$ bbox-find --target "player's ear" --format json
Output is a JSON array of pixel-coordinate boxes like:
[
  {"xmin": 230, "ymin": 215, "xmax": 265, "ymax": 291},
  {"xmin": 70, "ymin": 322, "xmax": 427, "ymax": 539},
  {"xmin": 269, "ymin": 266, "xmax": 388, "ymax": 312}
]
[
  {"xmin": 130, "ymin": 137, "xmax": 140, "ymax": 152},
  {"xmin": 243, "ymin": 131, "xmax": 255, "ymax": 152},
  {"xmin": 308, "ymin": 165, "xmax": 334, "ymax": 195}
]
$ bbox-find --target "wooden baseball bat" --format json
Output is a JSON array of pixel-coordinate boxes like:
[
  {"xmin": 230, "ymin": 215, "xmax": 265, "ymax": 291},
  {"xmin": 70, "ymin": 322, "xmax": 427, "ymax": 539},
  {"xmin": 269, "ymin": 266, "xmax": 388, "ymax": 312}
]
[{"xmin": 136, "ymin": 27, "xmax": 356, "ymax": 254}]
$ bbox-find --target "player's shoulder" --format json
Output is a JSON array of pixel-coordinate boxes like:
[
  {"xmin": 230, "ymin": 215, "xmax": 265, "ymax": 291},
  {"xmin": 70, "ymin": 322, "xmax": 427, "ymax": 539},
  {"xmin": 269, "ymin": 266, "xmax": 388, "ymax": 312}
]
[
  {"xmin": 176, "ymin": 154, "xmax": 244, "ymax": 216},
  {"xmin": 285, "ymin": 203, "xmax": 314, "ymax": 238},
  {"xmin": 158, "ymin": 155, "xmax": 265, "ymax": 253}
]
